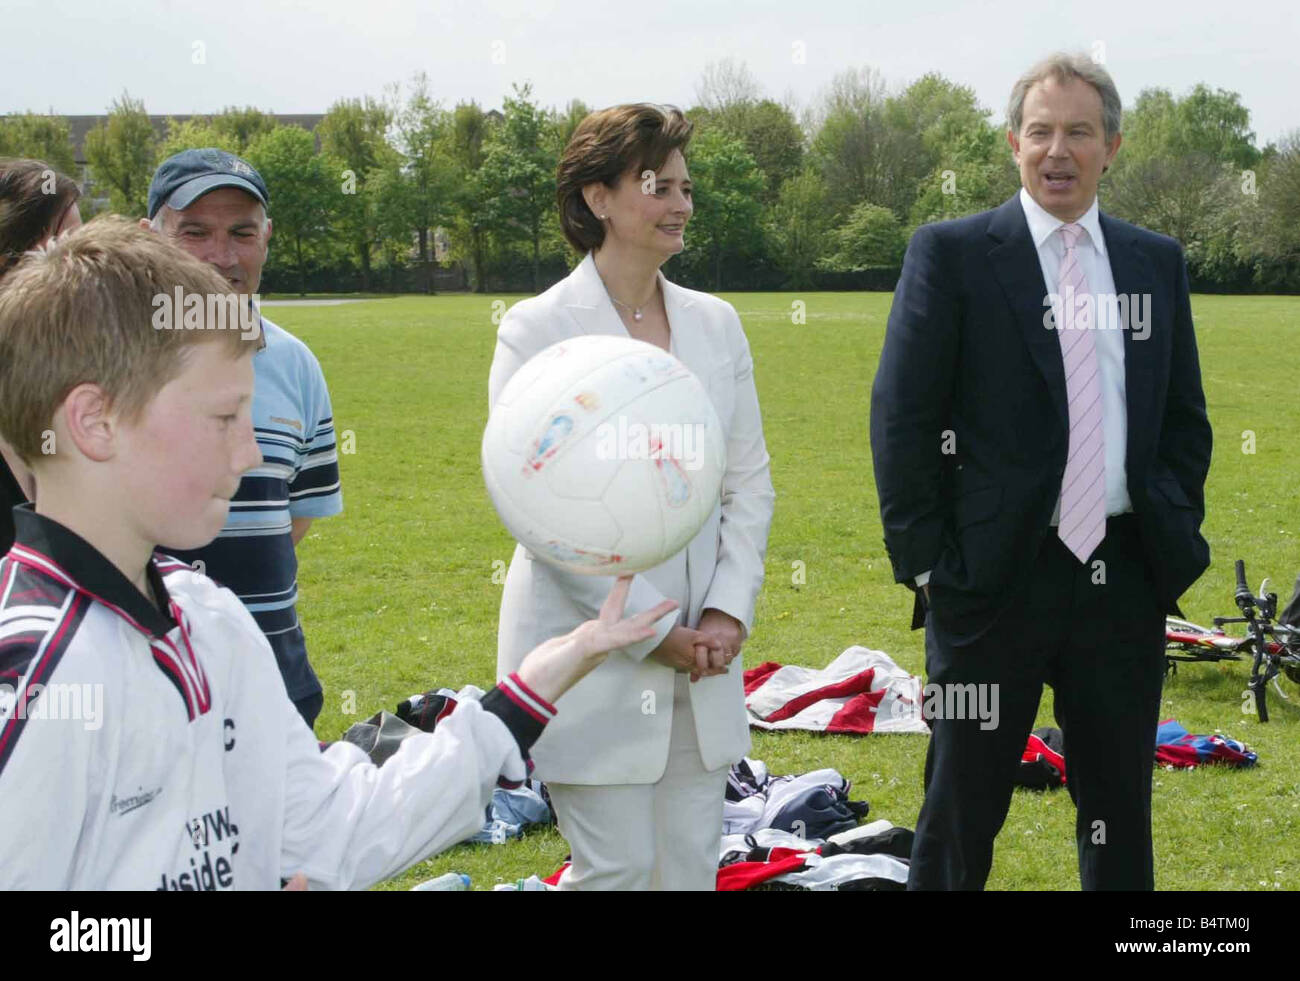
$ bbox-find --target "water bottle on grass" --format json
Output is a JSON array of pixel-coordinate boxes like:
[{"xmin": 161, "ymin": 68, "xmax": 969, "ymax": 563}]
[{"xmin": 411, "ymin": 872, "xmax": 471, "ymax": 891}]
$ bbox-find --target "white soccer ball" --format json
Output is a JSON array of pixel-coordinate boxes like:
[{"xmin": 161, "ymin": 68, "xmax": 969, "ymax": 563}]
[{"xmin": 482, "ymin": 335, "xmax": 726, "ymax": 576}]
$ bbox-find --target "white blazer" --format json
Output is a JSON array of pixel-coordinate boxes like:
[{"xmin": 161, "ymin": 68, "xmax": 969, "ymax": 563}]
[{"xmin": 488, "ymin": 252, "xmax": 776, "ymax": 785}]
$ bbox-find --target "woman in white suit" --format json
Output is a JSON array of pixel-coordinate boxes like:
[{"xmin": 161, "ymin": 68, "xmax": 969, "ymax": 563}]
[{"xmin": 488, "ymin": 104, "xmax": 776, "ymax": 890}]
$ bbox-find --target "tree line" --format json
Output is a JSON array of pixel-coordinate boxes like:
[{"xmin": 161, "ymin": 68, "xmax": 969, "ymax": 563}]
[{"xmin": 2, "ymin": 60, "xmax": 1297, "ymax": 294}]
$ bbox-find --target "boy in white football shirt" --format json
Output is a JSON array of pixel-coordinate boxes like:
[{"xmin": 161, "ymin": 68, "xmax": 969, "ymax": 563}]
[{"xmin": 0, "ymin": 217, "xmax": 674, "ymax": 890}]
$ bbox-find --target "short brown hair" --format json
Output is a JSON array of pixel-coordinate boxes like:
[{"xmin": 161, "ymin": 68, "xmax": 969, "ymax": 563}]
[
  {"xmin": 1007, "ymin": 52, "xmax": 1123, "ymax": 142},
  {"xmin": 556, "ymin": 104, "xmax": 694, "ymax": 254},
  {"xmin": 0, "ymin": 215, "xmax": 253, "ymax": 462},
  {"xmin": 0, "ymin": 157, "xmax": 82, "ymax": 281}
]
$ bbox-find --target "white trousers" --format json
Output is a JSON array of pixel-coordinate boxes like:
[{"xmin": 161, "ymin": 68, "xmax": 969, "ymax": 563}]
[{"xmin": 546, "ymin": 674, "xmax": 728, "ymax": 890}]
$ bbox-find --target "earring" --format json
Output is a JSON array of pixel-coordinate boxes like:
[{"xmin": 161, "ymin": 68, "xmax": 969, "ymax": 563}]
[{"xmin": 599, "ymin": 214, "xmax": 607, "ymax": 219}]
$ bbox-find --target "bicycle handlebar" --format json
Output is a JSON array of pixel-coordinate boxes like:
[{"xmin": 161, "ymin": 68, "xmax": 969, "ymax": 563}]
[{"xmin": 1235, "ymin": 559, "xmax": 1252, "ymax": 609}]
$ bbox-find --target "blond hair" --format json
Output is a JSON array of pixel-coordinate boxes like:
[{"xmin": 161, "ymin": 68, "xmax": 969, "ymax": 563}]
[{"xmin": 0, "ymin": 215, "xmax": 254, "ymax": 462}]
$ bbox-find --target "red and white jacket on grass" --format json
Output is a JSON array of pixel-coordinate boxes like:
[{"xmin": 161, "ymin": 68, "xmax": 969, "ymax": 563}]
[
  {"xmin": 0, "ymin": 507, "xmax": 555, "ymax": 890},
  {"xmin": 743, "ymin": 647, "xmax": 928, "ymax": 734}
]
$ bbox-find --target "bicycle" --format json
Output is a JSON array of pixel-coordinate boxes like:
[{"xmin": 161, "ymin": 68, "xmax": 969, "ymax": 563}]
[{"xmin": 1164, "ymin": 560, "xmax": 1300, "ymax": 721}]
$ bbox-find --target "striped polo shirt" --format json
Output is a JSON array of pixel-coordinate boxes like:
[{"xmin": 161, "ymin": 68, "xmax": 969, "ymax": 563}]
[{"xmin": 165, "ymin": 314, "xmax": 342, "ymax": 701}]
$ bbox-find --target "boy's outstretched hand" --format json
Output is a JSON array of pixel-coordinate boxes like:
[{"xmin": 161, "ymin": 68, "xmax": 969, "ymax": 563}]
[{"xmin": 516, "ymin": 576, "xmax": 677, "ymax": 705}]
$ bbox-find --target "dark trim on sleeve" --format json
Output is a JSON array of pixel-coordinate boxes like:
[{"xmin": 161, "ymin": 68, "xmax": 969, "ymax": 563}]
[{"xmin": 480, "ymin": 673, "xmax": 557, "ymax": 756}]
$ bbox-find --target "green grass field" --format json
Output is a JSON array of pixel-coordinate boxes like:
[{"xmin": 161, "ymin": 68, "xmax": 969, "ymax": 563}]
[{"xmin": 265, "ymin": 291, "xmax": 1300, "ymax": 891}]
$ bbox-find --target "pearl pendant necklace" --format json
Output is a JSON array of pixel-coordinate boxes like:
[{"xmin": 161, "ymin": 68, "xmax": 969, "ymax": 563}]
[
  {"xmin": 595, "ymin": 264, "xmax": 654, "ymax": 323},
  {"xmin": 608, "ymin": 294, "xmax": 646, "ymax": 321}
]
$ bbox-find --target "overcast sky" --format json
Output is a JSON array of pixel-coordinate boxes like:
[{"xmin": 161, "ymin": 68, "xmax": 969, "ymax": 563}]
[{"xmin": 5, "ymin": 0, "xmax": 1297, "ymax": 146}]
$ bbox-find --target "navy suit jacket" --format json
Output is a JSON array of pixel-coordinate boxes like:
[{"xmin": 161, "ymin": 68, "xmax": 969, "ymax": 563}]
[{"xmin": 870, "ymin": 194, "xmax": 1212, "ymax": 644}]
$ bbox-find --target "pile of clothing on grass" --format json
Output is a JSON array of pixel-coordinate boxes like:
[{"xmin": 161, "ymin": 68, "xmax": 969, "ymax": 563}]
[
  {"xmin": 1016, "ymin": 719, "xmax": 1258, "ymax": 790},
  {"xmin": 533, "ymin": 756, "xmax": 911, "ymax": 891},
  {"xmin": 715, "ymin": 756, "xmax": 910, "ymax": 890},
  {"xmin": 742, "ymin": 647, "xmax": 929, "ymax": 735},
  {"xmin": 716, "ymin": 822, "xmax": 912, "ymax": 891}
]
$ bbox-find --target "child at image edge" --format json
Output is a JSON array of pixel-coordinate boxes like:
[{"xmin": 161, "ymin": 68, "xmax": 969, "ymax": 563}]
[{"xmin": 0, "ymin": 217, "xmax": 676, "ymax": 890}]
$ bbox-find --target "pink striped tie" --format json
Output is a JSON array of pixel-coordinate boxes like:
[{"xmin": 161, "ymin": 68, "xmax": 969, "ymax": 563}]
[{"xmin": 1055, "ymin": 222, "xmax": 1105, "ymax": 563}]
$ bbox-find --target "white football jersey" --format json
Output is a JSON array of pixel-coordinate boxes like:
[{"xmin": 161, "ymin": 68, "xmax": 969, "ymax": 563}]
[{"xmin": 0, "ymin": 507, "xmax": 551, "ymax": 890}]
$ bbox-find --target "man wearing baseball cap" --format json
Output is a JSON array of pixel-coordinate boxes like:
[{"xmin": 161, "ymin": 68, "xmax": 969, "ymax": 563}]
[{"xmin": 143, "ymin": 148, "xmax": 344, "ymax": 729}]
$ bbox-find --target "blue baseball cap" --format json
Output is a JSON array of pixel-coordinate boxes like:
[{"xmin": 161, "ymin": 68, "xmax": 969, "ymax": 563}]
[{"xmin": 147, "ymin": 148, "xmax": 270, "ymax": 219}]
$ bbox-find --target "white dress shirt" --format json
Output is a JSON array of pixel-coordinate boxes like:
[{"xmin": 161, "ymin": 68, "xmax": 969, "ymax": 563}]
[{"xmin": 1018, "ymin": 187, "xmax": 1131, "ymax": 524}]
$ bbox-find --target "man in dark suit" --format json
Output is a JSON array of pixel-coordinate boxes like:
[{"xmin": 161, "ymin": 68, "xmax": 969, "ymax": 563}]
[{"xmin": 870, "ymin": 52, "xmax": 1212, "ymax": 890}]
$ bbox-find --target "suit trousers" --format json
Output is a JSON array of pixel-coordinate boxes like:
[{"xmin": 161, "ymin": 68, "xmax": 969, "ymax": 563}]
[
  {"xmin": 547, "ymin": 673, "xmax": 728, "ymax": 890},
  {"xmin": 908, "ymin": 513, "xmax": 1166, "ymax": 890}
]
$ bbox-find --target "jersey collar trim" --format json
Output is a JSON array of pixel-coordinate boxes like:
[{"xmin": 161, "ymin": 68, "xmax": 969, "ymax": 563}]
[{"xmin": 9, "ymin": 505, "xmax": 177, "ymax": 639}]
